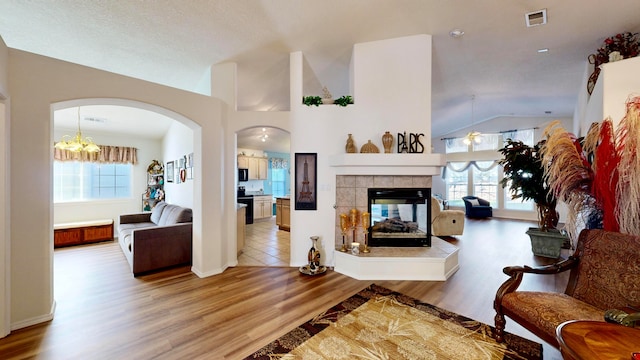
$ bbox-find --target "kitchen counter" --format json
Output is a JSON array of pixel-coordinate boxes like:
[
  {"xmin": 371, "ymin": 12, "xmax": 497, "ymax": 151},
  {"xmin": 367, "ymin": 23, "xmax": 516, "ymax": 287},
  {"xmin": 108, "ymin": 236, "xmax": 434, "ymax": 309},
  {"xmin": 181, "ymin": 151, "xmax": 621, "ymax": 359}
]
[{"xmin": 275, "ymin": 197, "xmax": 290, "ymax": 231}]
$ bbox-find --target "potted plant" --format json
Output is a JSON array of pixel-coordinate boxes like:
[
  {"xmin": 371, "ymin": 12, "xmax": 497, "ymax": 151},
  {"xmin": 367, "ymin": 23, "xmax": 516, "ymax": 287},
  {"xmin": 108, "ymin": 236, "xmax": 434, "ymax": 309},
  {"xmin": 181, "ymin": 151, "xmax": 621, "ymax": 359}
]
[
  {"xmin": 334, "ymin": 95, "xmax": 353, "ymax": 107},
  {"xmin": 302, "ymin": 95, "xmax": 322, "ymax": 106},
  {"xmin": 498, "ymin": 139, "xmax": 568, "ymax": 258}
]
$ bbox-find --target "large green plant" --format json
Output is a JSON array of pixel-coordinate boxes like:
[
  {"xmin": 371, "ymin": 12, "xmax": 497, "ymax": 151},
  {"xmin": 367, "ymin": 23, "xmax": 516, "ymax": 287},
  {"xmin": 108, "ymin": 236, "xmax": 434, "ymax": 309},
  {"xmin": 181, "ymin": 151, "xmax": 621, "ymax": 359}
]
[{"xmin": 498, "ymin": 139, "xmax": 558, "ymax": 229}]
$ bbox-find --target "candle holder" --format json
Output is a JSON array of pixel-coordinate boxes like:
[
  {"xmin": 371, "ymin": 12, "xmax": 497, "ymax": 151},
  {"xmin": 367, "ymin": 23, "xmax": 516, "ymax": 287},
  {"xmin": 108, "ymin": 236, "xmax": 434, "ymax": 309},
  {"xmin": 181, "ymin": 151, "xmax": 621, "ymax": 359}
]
[
  {"xmin": 361, "ymin": 211, "xmax": 370, "ymax": 253},
  {"xmin": 339, "ymin": 213, "xmax": 349, "ymax": 252},
  {"xmin": 350, "ymin": 208, "xmax": 359, "ymax": 251}
]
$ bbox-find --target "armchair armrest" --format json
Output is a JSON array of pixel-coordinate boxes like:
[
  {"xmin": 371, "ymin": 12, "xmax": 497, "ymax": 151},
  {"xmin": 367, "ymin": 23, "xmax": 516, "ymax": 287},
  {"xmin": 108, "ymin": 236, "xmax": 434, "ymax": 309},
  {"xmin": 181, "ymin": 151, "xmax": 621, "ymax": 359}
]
[
  {"xmin": 495, "ymin": 256, "xmax": 580, "ymax": 312},
  {"xmin": 120, "ymin": 213, "xmax": 152, "ymax": 224}
]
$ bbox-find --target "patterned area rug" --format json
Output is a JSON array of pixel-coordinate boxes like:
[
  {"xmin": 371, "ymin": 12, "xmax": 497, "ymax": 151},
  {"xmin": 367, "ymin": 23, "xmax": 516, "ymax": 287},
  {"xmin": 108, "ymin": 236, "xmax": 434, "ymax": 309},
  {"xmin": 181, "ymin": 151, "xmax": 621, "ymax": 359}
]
[{"xmin": 246, "ymin": 284, "xmax": 542, "ymax": 359}]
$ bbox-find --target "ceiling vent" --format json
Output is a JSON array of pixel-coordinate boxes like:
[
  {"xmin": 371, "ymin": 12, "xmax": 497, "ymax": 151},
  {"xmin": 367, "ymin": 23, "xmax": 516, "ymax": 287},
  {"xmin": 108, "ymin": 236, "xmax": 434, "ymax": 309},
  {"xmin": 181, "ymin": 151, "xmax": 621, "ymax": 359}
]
[{"xmin": 525, "ymin": 9, "xmax": 547, "ymax": 27}]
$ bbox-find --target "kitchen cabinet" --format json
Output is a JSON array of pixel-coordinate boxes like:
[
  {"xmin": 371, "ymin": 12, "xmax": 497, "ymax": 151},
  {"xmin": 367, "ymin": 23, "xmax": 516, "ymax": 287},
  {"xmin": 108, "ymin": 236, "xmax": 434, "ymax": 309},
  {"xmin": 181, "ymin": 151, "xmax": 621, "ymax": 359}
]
[
  {"xmin": 275, "ymin": 197, "xmax": 290, "ymax": 231},
  {"xmin": 237, "ymin": 205, "xmax": 246, "ymax": 255},
  {"xmin": 238, "ymin": 155, "xmax": 268, "ymax": 180},
  {"xmin": 253, "ymin": 195, "xmax": 273, "ymax": 220}
]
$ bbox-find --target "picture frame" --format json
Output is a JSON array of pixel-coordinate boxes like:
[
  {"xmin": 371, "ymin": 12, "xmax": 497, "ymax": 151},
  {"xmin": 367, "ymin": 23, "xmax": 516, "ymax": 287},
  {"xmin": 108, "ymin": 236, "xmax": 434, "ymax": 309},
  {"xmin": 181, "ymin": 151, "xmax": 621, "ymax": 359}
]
[
  {"xmin": 166, "ymin": 161, "xmax": 174, "ymax": 183},
  {"xmin": 294, "ymin": 153, "xmax": 317, "ymax": 210}
]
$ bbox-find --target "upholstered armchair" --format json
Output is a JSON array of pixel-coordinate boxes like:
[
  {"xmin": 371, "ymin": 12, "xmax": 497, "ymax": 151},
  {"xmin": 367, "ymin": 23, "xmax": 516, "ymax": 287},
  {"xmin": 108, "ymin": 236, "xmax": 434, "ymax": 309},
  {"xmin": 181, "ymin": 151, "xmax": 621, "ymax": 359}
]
[
  {"xmin": 430, "ymin": 196, "xmax": 464, "ymax": 236},
  {"xmin": 494, "ymin": 229, "xmax": 640, "ymax": 348},
  {"xmin": 462, "ymin": 196, "xmax": 493, "ymax": 218}
]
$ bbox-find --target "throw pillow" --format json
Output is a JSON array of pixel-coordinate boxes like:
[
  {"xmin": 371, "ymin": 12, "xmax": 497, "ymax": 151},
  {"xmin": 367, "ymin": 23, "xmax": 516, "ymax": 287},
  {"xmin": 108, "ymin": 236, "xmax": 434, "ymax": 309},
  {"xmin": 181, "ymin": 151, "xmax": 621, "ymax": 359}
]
[{"xmin": 468, "ymin": 199, "xmax": 480, "ymax": 206}]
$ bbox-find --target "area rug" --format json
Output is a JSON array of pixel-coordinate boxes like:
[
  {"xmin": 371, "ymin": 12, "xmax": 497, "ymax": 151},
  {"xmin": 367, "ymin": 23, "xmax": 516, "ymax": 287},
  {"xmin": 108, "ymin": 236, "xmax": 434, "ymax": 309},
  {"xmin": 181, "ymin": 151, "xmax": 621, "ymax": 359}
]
[{"xmin": 245, "ymin": 284, "xmax": 542, "ymax": 359}]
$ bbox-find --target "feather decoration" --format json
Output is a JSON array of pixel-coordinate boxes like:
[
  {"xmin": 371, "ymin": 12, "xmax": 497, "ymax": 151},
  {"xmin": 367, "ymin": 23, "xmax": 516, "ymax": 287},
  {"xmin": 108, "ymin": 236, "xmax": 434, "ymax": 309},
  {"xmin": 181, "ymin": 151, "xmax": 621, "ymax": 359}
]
[
  {"xmin": 582, "ymin": 122, "xmax": 600, "ymax": 170},
  {"xmin": 615, "ymin": 96, "xmax": 640, "ymax": 234},
  {"xmin": 594, "ymin": 118, "xmax": 619, "ymax": 231},
  {"xmin": 541, "ymin": 121, "xmax": 598, "ymax": 241}
]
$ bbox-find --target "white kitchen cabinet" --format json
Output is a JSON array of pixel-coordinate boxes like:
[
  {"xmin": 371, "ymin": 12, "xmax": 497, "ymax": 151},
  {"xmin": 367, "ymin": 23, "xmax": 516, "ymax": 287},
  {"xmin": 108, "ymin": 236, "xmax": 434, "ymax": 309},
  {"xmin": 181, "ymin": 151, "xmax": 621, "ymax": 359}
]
[{"xmin": 253, "ymin": 195, "xmax": 273, "ymax": 220}]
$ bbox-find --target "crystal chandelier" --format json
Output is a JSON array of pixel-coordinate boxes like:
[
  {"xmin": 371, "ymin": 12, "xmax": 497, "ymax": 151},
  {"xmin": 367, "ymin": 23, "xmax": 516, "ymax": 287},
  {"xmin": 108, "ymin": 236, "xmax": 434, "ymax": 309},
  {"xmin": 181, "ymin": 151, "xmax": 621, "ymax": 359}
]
[
  {"xmin": 463, "ymin": 95, "xmax": 481, "ymax": 145},
  {"xmin": 54, "ymin": 107, "xmax": 100, "ymax": 153}
]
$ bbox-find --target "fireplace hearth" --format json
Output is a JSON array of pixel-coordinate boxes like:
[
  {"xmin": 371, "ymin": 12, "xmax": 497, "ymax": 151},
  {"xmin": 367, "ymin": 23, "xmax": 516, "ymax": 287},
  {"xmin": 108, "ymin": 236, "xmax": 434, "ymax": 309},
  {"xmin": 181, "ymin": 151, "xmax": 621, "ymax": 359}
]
[{"xmin": 367, "ymin": 188, "xmax": 431, "ymax": 247}]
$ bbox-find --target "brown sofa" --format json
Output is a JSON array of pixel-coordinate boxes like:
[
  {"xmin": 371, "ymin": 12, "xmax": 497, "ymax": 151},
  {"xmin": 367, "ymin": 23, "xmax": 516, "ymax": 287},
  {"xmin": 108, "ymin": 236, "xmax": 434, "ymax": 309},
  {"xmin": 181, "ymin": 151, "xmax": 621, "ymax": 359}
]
[
  {"xmin": 493, "ymin": 229, "xmax": 640, "ymax": 348},
  {"xmin": 118, "ymin": 202, "xmax": 192, "ymax": 276}
]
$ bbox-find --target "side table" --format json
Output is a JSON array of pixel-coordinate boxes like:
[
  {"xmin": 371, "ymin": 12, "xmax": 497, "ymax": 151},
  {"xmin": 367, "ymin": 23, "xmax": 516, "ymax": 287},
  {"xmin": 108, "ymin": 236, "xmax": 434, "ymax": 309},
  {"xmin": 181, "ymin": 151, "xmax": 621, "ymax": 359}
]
[{"xmin": 556, "ymin": 320, "xmax": 640, "ymax": 360}]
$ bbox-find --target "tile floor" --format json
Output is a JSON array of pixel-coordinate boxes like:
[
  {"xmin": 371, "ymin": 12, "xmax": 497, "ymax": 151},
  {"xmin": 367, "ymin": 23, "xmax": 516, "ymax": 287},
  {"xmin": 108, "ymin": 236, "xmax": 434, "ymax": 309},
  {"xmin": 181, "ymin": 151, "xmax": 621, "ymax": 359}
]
[{"xmin": 237, "ymin": 216, "xmax": 290, "ymax": 266}]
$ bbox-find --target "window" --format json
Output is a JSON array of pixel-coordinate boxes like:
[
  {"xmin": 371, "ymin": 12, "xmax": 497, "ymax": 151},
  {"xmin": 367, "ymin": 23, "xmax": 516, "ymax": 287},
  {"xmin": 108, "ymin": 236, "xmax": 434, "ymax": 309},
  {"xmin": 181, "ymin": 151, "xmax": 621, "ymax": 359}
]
[
  {"xmin": 54, "ymin": 161, "xmax": 132, "ymax": 202},
  {"xmin": 473, "ymin": 161, "xmax": 498, "ymax": 206},
  {"xmin": 445, "ymin": 162, "xmax": 468, "ymax": 207},
  {"xmin": 271, "ymin": 168, "xmax": 287, "ymax": 198}
]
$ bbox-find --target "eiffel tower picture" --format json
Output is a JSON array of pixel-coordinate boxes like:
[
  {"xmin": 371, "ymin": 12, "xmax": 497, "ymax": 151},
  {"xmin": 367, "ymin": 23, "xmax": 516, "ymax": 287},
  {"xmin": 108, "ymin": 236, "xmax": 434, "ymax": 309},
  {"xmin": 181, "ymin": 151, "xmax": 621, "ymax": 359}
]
[{"xmin": 295, "ymin": 153, "xmax": 317, "ymax": 210}]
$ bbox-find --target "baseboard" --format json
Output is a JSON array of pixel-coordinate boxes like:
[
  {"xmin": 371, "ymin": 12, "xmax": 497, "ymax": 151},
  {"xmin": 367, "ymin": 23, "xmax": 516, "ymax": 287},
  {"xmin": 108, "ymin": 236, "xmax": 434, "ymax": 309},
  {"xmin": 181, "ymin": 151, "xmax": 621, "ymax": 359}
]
[{"xmin": 11, "ymin": 300, "xmax": 55, "ymax": 331}]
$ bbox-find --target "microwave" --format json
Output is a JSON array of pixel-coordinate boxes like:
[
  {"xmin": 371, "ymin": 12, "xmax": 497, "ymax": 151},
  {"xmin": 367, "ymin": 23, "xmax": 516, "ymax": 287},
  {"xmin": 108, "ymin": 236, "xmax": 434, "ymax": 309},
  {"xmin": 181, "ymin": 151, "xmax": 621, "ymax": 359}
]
[{"xmin": 238, "ymin": 168, "xmax": 249, "ymax": 182}]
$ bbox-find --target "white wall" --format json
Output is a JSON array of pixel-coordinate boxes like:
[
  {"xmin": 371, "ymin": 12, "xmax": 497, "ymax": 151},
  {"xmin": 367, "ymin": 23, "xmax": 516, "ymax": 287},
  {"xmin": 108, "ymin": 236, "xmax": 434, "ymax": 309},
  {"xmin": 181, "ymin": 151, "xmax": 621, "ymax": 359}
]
[
  {"xmin": 52, "ymin": 129, "xmax": 163, "ymax": 229},
  {"xmin": 289, "ymin": 34, "xmax": 433, "ymax": 267},
  {"xmin": 0, "ymin": 35, "xmax": 9, "ymax": 338},
  {"xmin": 162, "ymin": 121, "xmax": 194, "ymax": 208},
  {"xmin": 6, "ymin": 49, "xmax": 227, "ymax": 331}
]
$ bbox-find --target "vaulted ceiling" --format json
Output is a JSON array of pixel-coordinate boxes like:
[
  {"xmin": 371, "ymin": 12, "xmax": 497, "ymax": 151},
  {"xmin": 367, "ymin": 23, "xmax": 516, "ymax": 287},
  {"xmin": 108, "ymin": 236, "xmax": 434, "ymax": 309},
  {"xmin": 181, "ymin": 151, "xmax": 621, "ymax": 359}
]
[{"xmin": 2, "ymin": 0, "xmax": 640, "ymax": 149}]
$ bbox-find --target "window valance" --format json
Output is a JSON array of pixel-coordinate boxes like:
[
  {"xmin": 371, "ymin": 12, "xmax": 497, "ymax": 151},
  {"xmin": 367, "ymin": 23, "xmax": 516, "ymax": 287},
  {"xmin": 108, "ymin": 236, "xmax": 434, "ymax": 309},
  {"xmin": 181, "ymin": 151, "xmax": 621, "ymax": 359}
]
[
  {"xmin": 443, "ymin": 160, "xmax": 499, "ymax": 178},
  {"xmin": 54, "ymin": 145, "xmax": 138, "ymax": 164}
]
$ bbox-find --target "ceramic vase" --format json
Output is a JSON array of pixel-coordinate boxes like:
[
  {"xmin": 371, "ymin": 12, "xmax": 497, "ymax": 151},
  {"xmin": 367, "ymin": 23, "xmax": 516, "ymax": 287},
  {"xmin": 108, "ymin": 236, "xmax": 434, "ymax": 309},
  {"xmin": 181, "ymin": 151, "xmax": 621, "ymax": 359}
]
[
  {"xmin": 307, "ymin": 236, "xmax": 321, "ymax": 271},
  {"xmin": 345, "ymin": 134, "xmax": 357, "ymax": 153},
  {"xmin": 382, "ymin": 131, "xmax": 393, "ymax": 153}
]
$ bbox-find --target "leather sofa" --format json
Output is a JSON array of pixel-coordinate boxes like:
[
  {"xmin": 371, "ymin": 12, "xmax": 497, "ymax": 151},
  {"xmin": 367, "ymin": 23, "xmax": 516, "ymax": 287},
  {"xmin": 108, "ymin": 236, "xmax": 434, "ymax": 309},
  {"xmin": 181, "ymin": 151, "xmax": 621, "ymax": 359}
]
[
  {"xmin": 118, "ymin": 202, "xmax": 192, "ymax": 276},
  {"xmin": 431, "ymin": 196, "xmax": 464, "ymax": 236},
  {"xmin": 462, "ymin": 196, "xmax": 493, "ymax": 218}
]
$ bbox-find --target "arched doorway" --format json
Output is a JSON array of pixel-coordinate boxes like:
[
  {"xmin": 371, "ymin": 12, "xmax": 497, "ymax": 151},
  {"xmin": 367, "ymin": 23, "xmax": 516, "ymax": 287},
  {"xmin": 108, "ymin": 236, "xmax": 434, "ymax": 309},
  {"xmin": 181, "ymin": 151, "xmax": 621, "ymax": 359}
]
[
  {"xmin": 236, "ymin": 126, "xmax": 291, "ymax": 266},
  {"xmin": 51, "ymin": 98, "xmax": 199, "ymax": 283}
]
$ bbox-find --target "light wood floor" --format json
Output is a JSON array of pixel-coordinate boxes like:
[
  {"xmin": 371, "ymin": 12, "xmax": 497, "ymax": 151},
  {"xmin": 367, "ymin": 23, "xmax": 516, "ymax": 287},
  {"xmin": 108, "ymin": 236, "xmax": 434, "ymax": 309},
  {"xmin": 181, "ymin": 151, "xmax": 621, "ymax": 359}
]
[{"xmin": 0, "ymin": 218, "xmax": 566, "ymax": 359}]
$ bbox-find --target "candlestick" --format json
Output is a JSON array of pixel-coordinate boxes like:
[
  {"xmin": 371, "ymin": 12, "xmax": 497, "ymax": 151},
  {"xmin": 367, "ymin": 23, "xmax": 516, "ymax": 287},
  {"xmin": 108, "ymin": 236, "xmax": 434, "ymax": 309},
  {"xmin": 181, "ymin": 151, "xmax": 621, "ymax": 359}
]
[
  {"xmin": 339, "ymin": 213, "xmax": 349, "ymax": 252},
  {"xmin": 361, "ymin": 211, "xmax": 370, "ymax": 253}
]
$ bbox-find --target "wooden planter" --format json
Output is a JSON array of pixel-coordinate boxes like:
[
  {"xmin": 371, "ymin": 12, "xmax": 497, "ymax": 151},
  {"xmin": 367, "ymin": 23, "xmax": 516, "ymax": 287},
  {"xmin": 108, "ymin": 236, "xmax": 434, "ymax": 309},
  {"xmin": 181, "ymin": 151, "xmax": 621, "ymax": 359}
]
[{"xmin": 526, "ymin": 227, "xmax": 568, "ymax": 258}]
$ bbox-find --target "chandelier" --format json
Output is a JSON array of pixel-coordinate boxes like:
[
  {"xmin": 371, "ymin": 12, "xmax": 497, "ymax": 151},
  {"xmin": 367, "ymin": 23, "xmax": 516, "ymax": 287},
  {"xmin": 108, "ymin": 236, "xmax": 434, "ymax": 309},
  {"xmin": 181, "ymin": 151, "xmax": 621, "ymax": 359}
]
[
  {"xmin": 54, "ymin": 107, "xmax": 100, "ymax": 153},
  {"xmin": 463, "ymin": 95, "xmax": 481, "ymax": 145}
]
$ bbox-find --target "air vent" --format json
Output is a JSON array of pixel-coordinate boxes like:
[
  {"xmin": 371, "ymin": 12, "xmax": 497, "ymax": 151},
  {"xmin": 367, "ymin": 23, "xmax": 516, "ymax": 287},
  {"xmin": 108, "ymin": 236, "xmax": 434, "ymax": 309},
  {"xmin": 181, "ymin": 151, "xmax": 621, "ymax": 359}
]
[
  {"xmin": 83, "ymin": 116, "xmax": 107, "ymax": 124},
  {"xmin": 525, "ymin": 9, "xmax": 547, "ymax": 27}
]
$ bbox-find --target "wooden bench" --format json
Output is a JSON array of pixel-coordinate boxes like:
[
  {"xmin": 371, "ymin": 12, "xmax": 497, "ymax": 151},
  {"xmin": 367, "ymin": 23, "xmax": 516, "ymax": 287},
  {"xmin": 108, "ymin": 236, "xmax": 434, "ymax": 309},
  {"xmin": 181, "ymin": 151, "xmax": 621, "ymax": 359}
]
[{"xmin": 54, "ymin": 219, "xmax": 114, "ymax": 248}]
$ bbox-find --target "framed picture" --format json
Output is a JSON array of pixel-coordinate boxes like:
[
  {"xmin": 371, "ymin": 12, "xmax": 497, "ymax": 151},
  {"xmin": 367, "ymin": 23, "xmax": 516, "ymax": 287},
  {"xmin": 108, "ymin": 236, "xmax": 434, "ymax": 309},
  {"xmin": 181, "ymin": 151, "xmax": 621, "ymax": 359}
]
[
  {"xmin": 166, "ymin": 161, "xmax": 174, "ymax": 183},
  {"xmin": 294, "ymin": 153, "xmax": 317, "ymax": 210}
]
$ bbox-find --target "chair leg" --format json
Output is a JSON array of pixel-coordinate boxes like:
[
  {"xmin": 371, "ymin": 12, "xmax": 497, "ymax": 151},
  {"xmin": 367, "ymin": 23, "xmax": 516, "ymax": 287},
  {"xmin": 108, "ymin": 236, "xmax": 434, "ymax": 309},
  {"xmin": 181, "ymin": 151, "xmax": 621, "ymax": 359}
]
[{"xmin": 494, "ymin": 312, "xmax": 506, "ymax": 343}]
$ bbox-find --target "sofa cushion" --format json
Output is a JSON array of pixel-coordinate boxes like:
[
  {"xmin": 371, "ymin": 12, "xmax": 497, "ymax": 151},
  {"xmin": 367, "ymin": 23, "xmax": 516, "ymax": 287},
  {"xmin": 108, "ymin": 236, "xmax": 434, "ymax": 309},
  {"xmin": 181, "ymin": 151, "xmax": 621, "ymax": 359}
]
[
  {"xmin": 468, "ymin": 198, "xmax": 480, "ymax": 206},
  {"xmin": 118, "ymin": 222, "xmax": 155, "ymax": 233},
  {"xmin": 158, "ymin": 205, "xmax": 192, "ymax": 226},
  {"xmin": 150, "ymin": 202, "xmax": 168, "ymax": 224}
]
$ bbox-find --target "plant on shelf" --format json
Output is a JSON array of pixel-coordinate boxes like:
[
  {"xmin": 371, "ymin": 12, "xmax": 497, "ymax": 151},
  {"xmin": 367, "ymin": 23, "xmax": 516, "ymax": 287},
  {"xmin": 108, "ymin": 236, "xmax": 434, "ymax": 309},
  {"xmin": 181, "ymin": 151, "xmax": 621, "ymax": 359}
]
[
  {"xmin": 302, "ymin": 95, "xmax": 322, "ymax": 106},
  {"xmin": 334, "ymin": 95, "xmax": 353, "ymax": 107},
  {"xmin": 587, "ymin": 32, "xmax": 640, "ymax": 94}
]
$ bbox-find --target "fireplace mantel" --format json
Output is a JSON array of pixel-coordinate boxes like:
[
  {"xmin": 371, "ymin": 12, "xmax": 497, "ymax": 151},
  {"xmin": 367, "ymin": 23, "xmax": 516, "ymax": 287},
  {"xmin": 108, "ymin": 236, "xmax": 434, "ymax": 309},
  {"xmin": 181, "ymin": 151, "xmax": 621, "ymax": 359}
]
[{"xmin": 329, "ymin": 153, "xmax": 445, "ymax": 175}]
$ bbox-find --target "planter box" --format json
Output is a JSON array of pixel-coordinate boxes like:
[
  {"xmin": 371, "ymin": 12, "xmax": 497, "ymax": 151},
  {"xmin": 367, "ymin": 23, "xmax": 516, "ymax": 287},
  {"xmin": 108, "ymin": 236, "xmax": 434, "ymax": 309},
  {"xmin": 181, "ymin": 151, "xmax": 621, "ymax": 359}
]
[{"xmin": 526, "ymin": 227, "xmax": 568, "ymax": 258}]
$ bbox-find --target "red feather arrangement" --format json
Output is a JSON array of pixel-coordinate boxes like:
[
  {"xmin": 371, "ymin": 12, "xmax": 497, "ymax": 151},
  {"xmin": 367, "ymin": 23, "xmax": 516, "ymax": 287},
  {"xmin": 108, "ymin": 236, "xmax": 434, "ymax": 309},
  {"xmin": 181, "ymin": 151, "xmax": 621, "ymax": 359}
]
[{"xmin": 594, "ymin": 119, "xmax": 619, "ymax": 231}]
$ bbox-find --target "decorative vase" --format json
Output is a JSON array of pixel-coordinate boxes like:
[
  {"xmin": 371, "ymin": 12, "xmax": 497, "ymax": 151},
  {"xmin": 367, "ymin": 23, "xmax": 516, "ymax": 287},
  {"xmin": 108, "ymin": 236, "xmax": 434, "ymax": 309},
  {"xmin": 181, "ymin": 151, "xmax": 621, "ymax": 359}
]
[
  {"xmin": 345, "ymin": 134, "xmax": 357, "ymax": 153},
  {"xmin": 360, "ymin": 140, "xmax": 380, "ymax": 153},
  {"xmin": 381, "ymin": 131, "xmax": 393, "ymax": 153},
  {"xmin": 307, "ymin": 236, "xmax": 321, "ymax": 271}
]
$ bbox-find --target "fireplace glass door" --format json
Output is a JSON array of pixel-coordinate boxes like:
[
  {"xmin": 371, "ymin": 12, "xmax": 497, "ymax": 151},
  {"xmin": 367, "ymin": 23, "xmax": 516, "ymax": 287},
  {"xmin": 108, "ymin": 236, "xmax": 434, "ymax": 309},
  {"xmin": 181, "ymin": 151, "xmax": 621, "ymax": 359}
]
[{"xmin": 367, "ymin": 188, "xmax": 431, "ymax": 247}]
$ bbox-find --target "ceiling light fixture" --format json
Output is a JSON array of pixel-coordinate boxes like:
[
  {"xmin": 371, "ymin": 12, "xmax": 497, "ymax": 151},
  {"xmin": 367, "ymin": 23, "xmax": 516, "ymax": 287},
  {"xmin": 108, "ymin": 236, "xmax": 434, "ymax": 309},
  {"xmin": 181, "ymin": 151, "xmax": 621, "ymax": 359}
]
[
  {"xmin": 463, "ymin": 95, "xmax": 482, "ymax": 146},
  {"xmin": 537, "ymin": 48, "xmax": 549, "ymax": 53},
  {"xmin": 259, "ymin": 128, "xmax": 269, "ymax": 142},
  {"xmin": 54, "ymin": 107, "xmax": 101, "ymax": 153}
]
